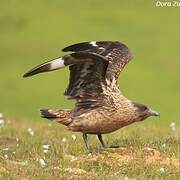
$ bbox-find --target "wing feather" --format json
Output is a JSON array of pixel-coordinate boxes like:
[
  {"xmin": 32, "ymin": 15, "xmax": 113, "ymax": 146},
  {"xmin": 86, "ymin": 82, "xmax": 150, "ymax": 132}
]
[
  {"xmin": 63, "ymin": 41, "xmax": 133, "ymax": 84},
  {"xmin": 65, "ymin": 55, "xmax": 108, "ymax": 100},
  {"xmin": 24, "ymin": 41, "xmax": 133, "ymax": 116}
]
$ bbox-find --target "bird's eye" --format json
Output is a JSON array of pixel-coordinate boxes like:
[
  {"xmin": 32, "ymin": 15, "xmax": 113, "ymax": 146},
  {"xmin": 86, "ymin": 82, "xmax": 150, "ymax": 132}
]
[
  {"xmin": 138, "ymin": 105, "xmax": 148, "ymax": 112},
  {"xmin": 142, "ymin": 106, "xmax": 148, "ymax": 111},
  {"xmin": 133, "ymin": 102, "xmax": 148, "ymax": 112}
]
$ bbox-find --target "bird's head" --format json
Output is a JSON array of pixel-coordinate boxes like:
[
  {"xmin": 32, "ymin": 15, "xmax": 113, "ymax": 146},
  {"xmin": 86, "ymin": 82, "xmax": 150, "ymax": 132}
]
[{"xmin": 133, "ymin": 102, "xmax": 160, "ymax": 121}]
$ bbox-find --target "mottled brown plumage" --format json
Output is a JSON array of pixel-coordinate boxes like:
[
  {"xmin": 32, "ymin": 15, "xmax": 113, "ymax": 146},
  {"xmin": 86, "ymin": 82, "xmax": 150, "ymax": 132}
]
[{"xmin": 23, "ymin": 41, "xmax": 159, "ymax": 151}]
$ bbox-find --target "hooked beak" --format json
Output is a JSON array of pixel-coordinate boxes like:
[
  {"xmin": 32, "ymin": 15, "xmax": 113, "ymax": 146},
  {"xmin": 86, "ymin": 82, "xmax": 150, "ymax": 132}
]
[{"xmin": 148, "ymin": 109, "xmax": 160, "ymax": 117}]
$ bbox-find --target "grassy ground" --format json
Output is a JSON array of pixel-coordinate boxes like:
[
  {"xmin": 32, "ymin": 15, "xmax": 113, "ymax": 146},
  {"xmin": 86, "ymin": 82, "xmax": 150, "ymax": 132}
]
[
  {"xmin": 0, "ymin": 118, "xmax": 179, "ymax": 179},
  {"xmin": 0, "ymin": 0, "xmax": 180, "ymax": 124},
  {"xmin": 0, "ymin": 0, "xmax": 180, "ymax": 179}
]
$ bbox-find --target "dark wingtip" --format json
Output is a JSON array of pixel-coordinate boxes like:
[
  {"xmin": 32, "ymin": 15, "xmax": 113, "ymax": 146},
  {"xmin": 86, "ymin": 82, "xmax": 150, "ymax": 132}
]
[
  {"xmin": 22, "ymin": 63, "xmax": 51, "ymax": 78},
  {"xmin": 23, "ymin": 72, "xmax": 31, "ymax": 78},
  {"xmin": 62, "ymin": 42, "xmax": 93, "ymax": 52},
  {"xmin": 22, "ymin": 70, "xmax": 38, "ymax": 78}
]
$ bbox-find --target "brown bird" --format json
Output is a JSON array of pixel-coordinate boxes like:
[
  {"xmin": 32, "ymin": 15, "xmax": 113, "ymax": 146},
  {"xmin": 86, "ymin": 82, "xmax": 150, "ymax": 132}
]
[{"xmin": 23, "ymin": 41, "xmax": 159, "ymax": 151}]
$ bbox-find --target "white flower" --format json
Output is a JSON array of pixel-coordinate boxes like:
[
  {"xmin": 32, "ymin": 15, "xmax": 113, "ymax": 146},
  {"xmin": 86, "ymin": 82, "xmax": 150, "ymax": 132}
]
[
  {"xmin": 88, "ymin": 153, "xmax": 92, "ymax": 156},
  {"xmin": 11, "ymin": 160, "xmax": 28, "ymax": 166},
  {"xmin": 37, "ymin": 158, "xmax": 46, "ymax": 168},
  {"xmin": 146, "ymin": 147, "xmax": 153, "ymax": 151},
  {"xmin": 170, "ymin": 122, "xmax": 176, "ymax": 131},
  {"xmin": 2, "ymin": 148, "xmax": 9, "ymax": 151},
  {"xmin": 43, "ymin": 149, "xmax": 48, "ymax": 153},
  {"xmin": 0, "ymin": 113, "xmax": 3, "ymax": 119},
  {"xmin": 162, "ymin": 143, "xmax": 166, "ymax": 148},
  {"xmin": 160, "ymin": 167, "xmax": 165, "ymax": 173},
  {"xmin": 27, "ymin": 128, "xmax": 34, "ymax": 136},
  {"xmin": 4, "ymin": 154, "xmax": 8, "ymax": 159},
  {"xmin": 71, "ymin": 134, "xmax": 76, "ymax": 141},
  {"xmin": 62, "ymin": 137, "xmax": 67, "ymax": 143},
  {"xmin": 21, "ymin": 160, "xmax": 28, "ymax": 166},
  {"xmin": 42, "ymin": 144, "xmax": 50, "ymax": 149},
  {"xmin": 70, "ymin": 156, "xmax": 77, "ymax": 162},
  {"xmin": 0, "ymin": 119, "xmax": 4, "ymax": 128}
]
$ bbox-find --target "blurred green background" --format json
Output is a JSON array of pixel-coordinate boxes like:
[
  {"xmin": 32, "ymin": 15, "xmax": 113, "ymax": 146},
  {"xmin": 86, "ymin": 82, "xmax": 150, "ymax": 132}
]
[{"xmin": 0, "ymin": 0, "xmax": 179, "ymax": 125}]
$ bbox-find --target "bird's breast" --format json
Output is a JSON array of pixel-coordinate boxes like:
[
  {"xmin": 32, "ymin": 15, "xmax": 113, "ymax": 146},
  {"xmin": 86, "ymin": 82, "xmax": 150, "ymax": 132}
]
[{"xmin": 68, "ymin": 105, "xmax": 137, "ymax": 134}]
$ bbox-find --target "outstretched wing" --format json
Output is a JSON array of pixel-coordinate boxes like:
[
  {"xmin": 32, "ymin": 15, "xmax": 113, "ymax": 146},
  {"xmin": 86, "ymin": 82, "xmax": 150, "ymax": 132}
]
[
  {"xmin": 64, "ymin": 53, "xmax": 109, "ymax": 113},
  {"xmin": 23, "ymin": 51, "xmax": 109, "ymax": 113},
  {"xmin": 65, "ymin": 53, "xmax": 108, "ymax": 100},
  {"xmin": 23, "ymin": 41, "xmax": 133, "ymax": 115},
  {"xmin": 63, "ymin": 41, "xmax": 133, "ymax": 85}
]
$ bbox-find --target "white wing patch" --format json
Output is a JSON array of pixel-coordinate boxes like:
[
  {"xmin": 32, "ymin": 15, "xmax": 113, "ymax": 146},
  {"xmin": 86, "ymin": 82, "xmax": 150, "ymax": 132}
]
[
  {"xmin": 90, "ymin": 41, "xmax": 98, "ymax": 47},
  {"xmin": 50, "ymin": 58, "xmax": 65, "ymax": 70}
]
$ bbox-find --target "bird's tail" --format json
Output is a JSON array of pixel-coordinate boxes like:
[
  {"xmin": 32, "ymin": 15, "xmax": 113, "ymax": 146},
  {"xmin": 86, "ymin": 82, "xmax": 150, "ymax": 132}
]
[{"xmin": 40, "ymin": 109, "xmax": 72, "ymax": 126}]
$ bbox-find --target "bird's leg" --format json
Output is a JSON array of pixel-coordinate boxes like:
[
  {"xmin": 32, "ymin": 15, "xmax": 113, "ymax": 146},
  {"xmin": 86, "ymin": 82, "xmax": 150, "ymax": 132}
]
[
  {"xmin": 82, "ymin": 133, "xmax": 91, "ymax": 152},
  {"xmin": 98, "ymin": 134, "xmax": 119, "ymax": 148},
  {"xmin": 97, "ymin": 134, "xmax": 106, "ymax": 148}
]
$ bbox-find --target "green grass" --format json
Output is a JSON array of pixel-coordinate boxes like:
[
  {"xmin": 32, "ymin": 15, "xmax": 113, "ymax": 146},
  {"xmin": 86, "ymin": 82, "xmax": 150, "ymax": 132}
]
[
  {"xmin": 0, "ymin": 0, "xmax": 180, "ymax": 179},
  {"xmin": 0, "ymin": 119, "xmax": 179, "ymax": 179},
  {"xmin": 0, "ymin": 0, "xmax": 180, "ymax": 124}
]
